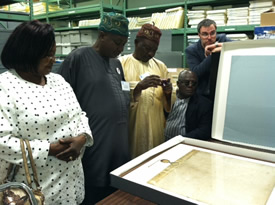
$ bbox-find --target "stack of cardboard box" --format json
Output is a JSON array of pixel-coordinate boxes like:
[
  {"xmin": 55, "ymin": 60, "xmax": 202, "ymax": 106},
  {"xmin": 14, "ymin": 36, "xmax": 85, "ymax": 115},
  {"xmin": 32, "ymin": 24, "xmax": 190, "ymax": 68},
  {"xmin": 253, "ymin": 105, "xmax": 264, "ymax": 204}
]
[{"xmin": 254, "ymin": 9, "xmax": 275, "ymax": 39}]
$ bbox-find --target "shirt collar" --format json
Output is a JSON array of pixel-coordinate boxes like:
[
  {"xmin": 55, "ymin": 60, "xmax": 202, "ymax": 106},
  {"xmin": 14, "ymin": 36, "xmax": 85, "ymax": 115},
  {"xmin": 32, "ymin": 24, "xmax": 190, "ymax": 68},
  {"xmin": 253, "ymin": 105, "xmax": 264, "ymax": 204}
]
[{"xmin": 176, "ymin": 96, "xmax": 190, "ymax": 104}]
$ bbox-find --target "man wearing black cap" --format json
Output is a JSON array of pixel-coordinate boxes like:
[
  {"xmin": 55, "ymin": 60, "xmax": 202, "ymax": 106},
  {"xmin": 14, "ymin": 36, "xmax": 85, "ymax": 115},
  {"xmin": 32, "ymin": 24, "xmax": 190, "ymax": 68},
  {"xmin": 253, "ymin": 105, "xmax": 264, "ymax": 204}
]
[
  {"xmin": 119, "ymin": 23, "xmax": 172, "ymax": 158},
  {"xmin": 58, "ymin": 12, "xmax": 130, "ymax": 204}
]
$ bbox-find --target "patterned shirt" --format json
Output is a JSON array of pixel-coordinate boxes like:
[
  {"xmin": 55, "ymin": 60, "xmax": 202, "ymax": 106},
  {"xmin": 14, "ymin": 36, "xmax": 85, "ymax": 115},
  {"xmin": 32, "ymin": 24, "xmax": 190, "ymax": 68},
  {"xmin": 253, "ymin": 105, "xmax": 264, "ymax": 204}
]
[
  {"xmin": 165, "ymin": 97, "xmax": 189, "ymax": 140},
  {"xmin": 0, "ymin": 69, "xmax": 93, "ymax": 205}
]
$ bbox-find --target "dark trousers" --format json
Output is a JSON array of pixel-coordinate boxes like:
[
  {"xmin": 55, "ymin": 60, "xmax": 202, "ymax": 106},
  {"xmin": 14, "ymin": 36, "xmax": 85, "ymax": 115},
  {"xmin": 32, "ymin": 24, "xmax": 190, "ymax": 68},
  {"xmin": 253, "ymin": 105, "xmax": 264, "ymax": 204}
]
[{"xmin": 81, "ymin": 186, "xmax": 117, "ymax": 205}]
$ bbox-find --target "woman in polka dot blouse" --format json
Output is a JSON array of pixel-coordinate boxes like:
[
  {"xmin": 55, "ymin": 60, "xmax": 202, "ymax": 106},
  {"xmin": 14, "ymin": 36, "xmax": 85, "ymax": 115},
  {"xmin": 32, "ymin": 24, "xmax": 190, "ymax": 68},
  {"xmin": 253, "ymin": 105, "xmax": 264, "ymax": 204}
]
[{"xmin": 0, "ymin": 20, "xmax": 93, "ymax": 204}]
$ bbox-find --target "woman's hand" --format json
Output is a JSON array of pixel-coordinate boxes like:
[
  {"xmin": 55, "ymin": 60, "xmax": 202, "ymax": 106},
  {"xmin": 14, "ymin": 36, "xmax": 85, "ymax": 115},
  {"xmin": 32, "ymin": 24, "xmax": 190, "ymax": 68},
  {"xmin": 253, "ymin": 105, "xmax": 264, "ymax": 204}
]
[
  {"xmin": 49, "ymin": 142, "xmax": 70, "ymax": 157},
  {"xmin": 50, "ymin": 134, "xmax": 86, "ymax": 162}
]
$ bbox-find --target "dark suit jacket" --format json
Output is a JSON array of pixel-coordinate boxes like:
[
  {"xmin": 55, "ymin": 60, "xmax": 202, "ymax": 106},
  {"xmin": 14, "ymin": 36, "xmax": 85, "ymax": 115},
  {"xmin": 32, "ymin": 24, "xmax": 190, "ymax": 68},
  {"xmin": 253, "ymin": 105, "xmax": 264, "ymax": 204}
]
[
  {"xmin": 185, "ymin": 93, "xmax": 213, "ymax": 140},
  {"xmin": 185, "ymin": 34, "xmax": 231, "ymax": 97}
]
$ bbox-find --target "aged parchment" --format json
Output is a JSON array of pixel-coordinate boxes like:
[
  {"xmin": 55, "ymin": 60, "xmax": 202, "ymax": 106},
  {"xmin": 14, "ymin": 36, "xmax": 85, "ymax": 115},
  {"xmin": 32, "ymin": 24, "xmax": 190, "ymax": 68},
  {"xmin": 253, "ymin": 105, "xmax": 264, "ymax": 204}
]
[{"xmin": 148, "ymin": 150, "xmax": 275, "ymax": 205}]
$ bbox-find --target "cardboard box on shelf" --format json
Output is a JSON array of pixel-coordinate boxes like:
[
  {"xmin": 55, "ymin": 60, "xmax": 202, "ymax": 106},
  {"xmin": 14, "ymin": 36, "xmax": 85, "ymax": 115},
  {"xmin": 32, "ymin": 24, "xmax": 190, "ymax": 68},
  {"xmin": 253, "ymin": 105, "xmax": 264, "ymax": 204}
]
[
  {"xmin": 80, "ymin": 30, "xmax": 98, "ymax": 44},
  {"xmin": 62, "ymin": 45, "xmax": 72, "ymax": 55},
  {"xmin": 61, "ymin": 32, "xmax": 70, "ymax": 44},
  {"xmin": 261, "ymin": 9, "xmax": 275, "ymax": 26},
  {"xmin": 55, "ymin": 32, "xmax": 61, "ymax": 44},
  {"xmin": 56, "ymin": 45, "xmax": 62, "ymax": 55},
  {"xmin": 69, "ymin": 30, "xmax": 81, "ymax": 44},
  {"xmin": 50, "ymin": 20, "xmax": 69, "ymax": 29}
]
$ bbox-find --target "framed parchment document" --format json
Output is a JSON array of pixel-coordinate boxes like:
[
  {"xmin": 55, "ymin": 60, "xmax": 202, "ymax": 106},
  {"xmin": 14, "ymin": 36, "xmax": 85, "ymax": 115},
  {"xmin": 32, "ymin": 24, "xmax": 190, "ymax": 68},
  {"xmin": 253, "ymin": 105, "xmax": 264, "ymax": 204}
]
[
  {"xmin": 212, "ymin": 40, "xmax": 275, "ymax": 150},
  {"xmin": 148, "ymin": 149, "xmax": 275, "ymax": 205},
  {"xmin": 111, "ymin": 136, "xmax": 275, "ymax": 205}
]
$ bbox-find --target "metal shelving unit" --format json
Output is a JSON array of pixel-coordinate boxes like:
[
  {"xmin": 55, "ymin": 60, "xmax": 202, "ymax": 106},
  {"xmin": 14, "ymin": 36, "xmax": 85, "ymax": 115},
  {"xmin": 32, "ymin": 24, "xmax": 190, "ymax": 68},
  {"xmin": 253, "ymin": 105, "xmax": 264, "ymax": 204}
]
[
  {"xmin": 124, "ymin": 0, "xmax": 258, "ymax": 67},
  {"xmin": 54, "ymin": 25, "xmax": 98, "ymax": 32},
  {"xmin": 35, "ymin": 4, "xmax": 102, "ymax": 20},
  {"xmin": 123, "ymin": 1, "xmax": 187, "ymax": 67},
  {"xmin": 172, "ymin": 25, "xmax": 258, "ymax": 35},
  {"xmin": 33, "ymin": 0, "xmax": 123, "ymax": 30},
  {"xmin": 35, "ymin": 4, "xmax": 122, "ymax": 20},
  {"xmin": 187, "ymin": 0, "xmax": 250, "ymax": 6},
  {"xmin": 0, "ymin": 0, "xmax": 32, "ymax": 21},
  {"xmin": 31, "ymin": 0, "xmax": 124, "ymax": 58},
  {"xmin": 124, "ymin": 2, "xmax": 185, "ymax": 16},
  {"xmin": 1, "ymin": 0, "xmax": 259, "ymax": 65},
  {"xmin": 0, "ymin": 0, "xmax": 26, "ymax": 6},
  {"xmin": 0, "ymin": 11, "xmax": 30, "ymax": 21}
]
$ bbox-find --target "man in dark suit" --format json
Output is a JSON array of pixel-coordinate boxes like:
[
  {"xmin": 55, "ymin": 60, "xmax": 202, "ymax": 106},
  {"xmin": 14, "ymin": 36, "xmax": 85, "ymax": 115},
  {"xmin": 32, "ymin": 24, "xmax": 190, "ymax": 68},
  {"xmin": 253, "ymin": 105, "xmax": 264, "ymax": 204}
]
[
  {"xmin": 185, "ymin": 19, "xmax": 231, "ymax": 99},
  {"xmin": 165, "ymin": 70, "xmax": 213, "ymax": 141}
]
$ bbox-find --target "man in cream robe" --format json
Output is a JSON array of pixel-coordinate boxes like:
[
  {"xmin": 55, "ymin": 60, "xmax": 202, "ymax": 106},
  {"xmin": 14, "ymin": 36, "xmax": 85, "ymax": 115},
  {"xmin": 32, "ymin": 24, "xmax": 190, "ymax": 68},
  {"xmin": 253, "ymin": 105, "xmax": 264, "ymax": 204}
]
[{"xmin": 119, "ymin": 24, "xmax": 172, "ymax": 158}]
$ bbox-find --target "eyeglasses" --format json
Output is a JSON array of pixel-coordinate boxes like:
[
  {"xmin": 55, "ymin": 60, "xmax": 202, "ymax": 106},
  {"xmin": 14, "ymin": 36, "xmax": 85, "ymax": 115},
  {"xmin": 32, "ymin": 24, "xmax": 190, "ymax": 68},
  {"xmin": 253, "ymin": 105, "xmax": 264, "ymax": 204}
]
[
  {"xmin": 179, "ymin": 80, "xmax": 197, "ymax": 87},
  {"xmin": 200, "ymin": 31, "xmax": 216, "ymax": 38}
]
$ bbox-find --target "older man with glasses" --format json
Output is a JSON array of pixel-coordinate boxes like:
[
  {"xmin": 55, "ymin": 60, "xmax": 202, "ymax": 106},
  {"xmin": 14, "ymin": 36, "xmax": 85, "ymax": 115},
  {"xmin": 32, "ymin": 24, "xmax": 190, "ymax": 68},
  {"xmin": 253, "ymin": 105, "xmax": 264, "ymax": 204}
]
[
  {"xmin": 165, "ymin": 70, "xmax": 213, "ymax": 141},
  {"xmin": 185, "ymin": 19, "xmax": 231, "ymax": 99}
]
